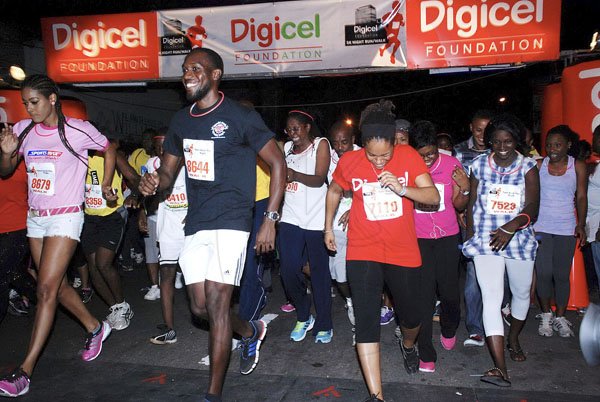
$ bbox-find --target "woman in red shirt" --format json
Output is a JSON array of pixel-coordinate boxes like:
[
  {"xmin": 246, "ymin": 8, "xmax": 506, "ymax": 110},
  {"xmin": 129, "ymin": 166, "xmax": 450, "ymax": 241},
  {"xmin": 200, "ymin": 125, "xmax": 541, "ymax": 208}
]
[{"xmin": 324, "ymin": 101, "xmax": 439, "ymax": 401}]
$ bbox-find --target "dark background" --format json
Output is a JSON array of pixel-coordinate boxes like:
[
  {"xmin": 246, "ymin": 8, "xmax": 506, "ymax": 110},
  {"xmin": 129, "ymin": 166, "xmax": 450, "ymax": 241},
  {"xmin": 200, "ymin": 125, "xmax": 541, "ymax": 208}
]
[{"xmin": 1, "ymin": 0, "xmax": 599, "ymax": 143}]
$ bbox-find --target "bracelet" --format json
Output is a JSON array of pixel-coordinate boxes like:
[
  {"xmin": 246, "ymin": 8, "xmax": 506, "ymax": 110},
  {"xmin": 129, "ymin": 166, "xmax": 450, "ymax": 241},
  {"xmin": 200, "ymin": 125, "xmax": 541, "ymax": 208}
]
[
  {"xmin": 516, "ymin": 213, "xmax": 531, "ymax": 229},
  {"xmin": 499, "ymin": 227, "xmax": 515, "ymax": 235},
  {"xmin": 323, "ymin": 229, "xmax": 333, "ymax": 234},
  {"xmin": 398, "ymin": 185, "xmax": 407, "ymax": 197}
]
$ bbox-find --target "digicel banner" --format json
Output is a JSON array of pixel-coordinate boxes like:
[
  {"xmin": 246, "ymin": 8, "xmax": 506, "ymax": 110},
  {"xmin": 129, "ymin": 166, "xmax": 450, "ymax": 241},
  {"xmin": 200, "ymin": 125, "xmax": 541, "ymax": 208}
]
[
  {"xmin": 562, "ymin": 60, "xmax": 600, "ymax": 143},
  {"xmin": 405, "ymin": 0, "xmax": 561, "ymax": 69},
  {"xmin": 0, "ymin": 90, "xmax": 87, "ymax": 124},
  {"xmin": 41, "ymin": 12, "xmax": 160, "ymax": 82}
]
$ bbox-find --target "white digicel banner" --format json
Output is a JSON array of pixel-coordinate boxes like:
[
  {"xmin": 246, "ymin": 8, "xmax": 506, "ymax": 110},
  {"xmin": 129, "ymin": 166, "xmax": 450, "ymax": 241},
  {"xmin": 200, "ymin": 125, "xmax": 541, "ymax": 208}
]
[{"xmin": 156, "ymin": 0, "xmax": 407, "ymax": 78}]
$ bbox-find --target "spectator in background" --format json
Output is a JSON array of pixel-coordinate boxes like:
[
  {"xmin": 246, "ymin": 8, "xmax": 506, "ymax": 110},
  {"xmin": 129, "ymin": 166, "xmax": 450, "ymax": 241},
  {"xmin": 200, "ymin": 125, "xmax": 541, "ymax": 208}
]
[
  {"xmin": 586, "ymin": 125, "xmax": 600, "ymax": 296},
  {"xmin": 454, "ymin": 109, "xmax": 494, "ymax": 348},
  {"xmin": 436, "ymin": 133, "xmax": 454, "ymax": 155},
  {"xmin": 394, "ymin": 119, "xmax": 411, "ymax": 145}
]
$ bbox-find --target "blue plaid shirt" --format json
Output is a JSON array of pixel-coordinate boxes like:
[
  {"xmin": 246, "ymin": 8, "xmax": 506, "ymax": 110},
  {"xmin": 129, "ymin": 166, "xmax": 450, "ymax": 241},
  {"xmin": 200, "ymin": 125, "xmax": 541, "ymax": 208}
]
[
  {"xmin": 462, "ymin": 153, "xmax": 538, "ymax": 261},
  {"xmin": 454, "ymin": 137, "xmax": 489, "ymax": 175}
]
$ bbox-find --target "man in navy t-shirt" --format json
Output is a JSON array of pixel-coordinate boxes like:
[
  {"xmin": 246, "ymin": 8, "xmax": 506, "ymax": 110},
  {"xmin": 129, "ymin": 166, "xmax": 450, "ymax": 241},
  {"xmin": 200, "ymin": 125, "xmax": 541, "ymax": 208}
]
[{"xmin": 139, "ymin": 48, "xmax": 285, "ymax": 402}]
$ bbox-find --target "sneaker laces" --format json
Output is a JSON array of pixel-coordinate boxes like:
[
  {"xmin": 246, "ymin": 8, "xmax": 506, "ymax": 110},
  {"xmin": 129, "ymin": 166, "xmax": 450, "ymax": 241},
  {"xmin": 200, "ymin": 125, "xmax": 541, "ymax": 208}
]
[{"xmin": 84, "ymin": 330, "xmax": 101, "ymax": 351}]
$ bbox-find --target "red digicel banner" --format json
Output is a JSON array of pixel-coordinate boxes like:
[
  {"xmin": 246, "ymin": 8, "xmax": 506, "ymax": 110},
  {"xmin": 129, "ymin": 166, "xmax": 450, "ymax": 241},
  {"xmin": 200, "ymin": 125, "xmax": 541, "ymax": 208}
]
[
  {"xmin": 0, "ymin": 90, "xmax": 87, "ymax": 124},
  {"xmin": 562, "ymin": 60, "xmax": 600, "ymax": 143},
  {"xmin": 41, "ymin": 12, "xmax": 160, "ymax": 83},
  {"xmin": 405, "ymin": 0, "xmax": 561, "ymax": 69}
]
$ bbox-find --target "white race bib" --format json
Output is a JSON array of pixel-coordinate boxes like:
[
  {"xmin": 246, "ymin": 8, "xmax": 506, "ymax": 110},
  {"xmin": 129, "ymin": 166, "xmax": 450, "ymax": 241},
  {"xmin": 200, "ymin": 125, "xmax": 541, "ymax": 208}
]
[
  {"xmin": 183, "ymin": 139, "xmax": 215, "ymax": 181},
  {"xmin": 27, "ymin": 162, "xmax": 55, "ymax": 196},
  {"xmin": 362, "ymin": 182, "xmax": 402, "ymax": 221},
  {"xmin": 485, "ymin": 184, "xmax": 521, "ymax": 215},
  {"xmin": 415, "ymin": 183, "xmax": 445, "ymax": 214},
  {"xmin": 84, "ymin": 184, "xmax": 106, "ymax": 209},
  {"xmin": 165, "ymin": 182, "xmax": 188, "ymax": 209}
]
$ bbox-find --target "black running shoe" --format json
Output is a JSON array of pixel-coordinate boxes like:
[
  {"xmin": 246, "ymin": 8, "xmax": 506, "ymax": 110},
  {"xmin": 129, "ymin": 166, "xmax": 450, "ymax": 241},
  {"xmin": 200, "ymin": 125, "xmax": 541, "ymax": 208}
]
[{"xmin": 399, "ymin": 341, "xmax": 419, "ymax": 374}]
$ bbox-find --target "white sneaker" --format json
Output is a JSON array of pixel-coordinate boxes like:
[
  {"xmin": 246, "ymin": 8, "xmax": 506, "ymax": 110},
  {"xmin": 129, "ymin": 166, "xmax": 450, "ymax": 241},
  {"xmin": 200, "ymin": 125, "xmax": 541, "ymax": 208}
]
[
  {"xmin": 345, "ymin": 298, "xmax": 355, "ymax": 326},
  {"xmin": 175, "ymin": 272, "xmax": 184, "ymax": 290},
  {"xmin": 463, "ymin": 334, "xmax": 485, "ymax": 346},
  {"xmin": 537, "ymin": 312, "xmax": 554, "ymax": 337},
  {"xmin": 552, "ymin": 316, "xmax": 574, "ymax": 337},
  {"xmin": 107, "ymin": 302, "xmax": 134, "ymax": 331},
  {"xmin": 144, "ymin": 285, "xmax": 161, "ymax": 301}
]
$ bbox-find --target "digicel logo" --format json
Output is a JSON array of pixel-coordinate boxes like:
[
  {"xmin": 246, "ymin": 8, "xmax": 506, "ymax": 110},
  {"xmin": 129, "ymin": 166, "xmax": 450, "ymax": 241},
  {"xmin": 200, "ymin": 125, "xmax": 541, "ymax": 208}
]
[
  {"xmin": 421, "ymin": 0, "xmax": 545, "ymax": 38},
  {"xmin": 51, "ymin": 19, "xmax": 147, "ymax": 57},
  {"xmin": 231, "ymin": 14, "xmax": 320, "ymax": 48}
]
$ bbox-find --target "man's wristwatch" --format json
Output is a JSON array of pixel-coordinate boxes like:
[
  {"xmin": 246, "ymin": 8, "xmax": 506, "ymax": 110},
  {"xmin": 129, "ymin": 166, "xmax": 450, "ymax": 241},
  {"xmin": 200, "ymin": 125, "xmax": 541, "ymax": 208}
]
[{"xmin": 264, "ymin": 211, "xmax": 281, "ymax": 222}]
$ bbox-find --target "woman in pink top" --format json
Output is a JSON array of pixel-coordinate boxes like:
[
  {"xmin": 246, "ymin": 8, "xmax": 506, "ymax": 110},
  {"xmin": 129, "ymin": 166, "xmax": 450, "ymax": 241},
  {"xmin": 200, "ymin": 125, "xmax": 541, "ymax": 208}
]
[
  {"xmin": 410, "ymin": 121, "xmax": 470, "ymax": 373},
  {"xmin": 0, "ymin": 75, "xmax": 117, "ymax": 397}
]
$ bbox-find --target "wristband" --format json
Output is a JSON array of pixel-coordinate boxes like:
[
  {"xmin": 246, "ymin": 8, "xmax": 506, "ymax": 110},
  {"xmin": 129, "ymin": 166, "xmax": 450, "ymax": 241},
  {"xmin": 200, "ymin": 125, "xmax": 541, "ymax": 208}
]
[
  {"xmin": 516, "ymin": 213, "xmax": 531, "ymax": 229},
  {"xmin": 398, "ymin": 185, "xmax": 407, "ymax": 197},
  {"xmin": 499, "ymin": 227, "xmax": 515, "ymax": 235},
  {"xmin": 323, "ymin": 230, "xmax": 333, "ymax": 234}
]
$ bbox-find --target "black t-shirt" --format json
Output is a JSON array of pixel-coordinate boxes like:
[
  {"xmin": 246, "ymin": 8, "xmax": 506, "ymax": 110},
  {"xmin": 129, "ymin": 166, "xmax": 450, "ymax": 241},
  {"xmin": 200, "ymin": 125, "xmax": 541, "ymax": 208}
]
[{"xmin": 163, "ymin": 96, "xmax": 273, "ymax": 235}]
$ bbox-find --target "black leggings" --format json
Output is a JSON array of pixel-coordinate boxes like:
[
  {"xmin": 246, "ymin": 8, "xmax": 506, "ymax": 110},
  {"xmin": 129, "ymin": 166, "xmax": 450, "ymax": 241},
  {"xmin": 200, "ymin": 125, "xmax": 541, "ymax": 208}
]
[
  {"xmin": 348, "ymin": 260, "xmax": 421, "ymax": 343},
  {"xmin": 417, "ymin": 235, "xmax": 461, "ymax": 362}
]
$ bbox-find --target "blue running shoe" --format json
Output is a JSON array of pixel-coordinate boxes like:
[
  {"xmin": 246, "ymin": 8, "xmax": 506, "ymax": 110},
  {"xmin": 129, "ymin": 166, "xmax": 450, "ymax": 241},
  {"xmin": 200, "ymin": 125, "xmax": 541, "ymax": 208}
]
[
  {"xmin": 290, "ymin": 315, "xmax": 314, "ymax": 342},
  {"xmin": 380, "ymin": 306, "xmax": 395, "ymax": 326},
  {"xmin": 240, "ymin": 319, "xmax": 267, "ymax": 375},
  {"xmin": 315, "ymin": 329, "xmax": 333, "ymax": 344}
]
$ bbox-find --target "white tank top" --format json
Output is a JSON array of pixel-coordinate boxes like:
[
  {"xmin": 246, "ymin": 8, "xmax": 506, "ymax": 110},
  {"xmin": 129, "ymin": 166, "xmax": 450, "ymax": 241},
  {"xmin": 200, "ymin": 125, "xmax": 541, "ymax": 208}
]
[{"xmin": 281, "ymin": 137, "xmax": 329, "ymax": 230}]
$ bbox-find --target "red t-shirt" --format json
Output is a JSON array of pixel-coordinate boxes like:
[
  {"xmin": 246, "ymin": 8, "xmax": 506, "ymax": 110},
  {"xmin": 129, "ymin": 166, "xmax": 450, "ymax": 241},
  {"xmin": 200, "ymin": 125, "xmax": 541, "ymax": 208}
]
[
  {"xmin": 0, "ymin": 160, "xmax": 28, "ymax": 233},
  {"xmin": 332, "ymin": 145, "xmax": 428, "ymax": 267}
]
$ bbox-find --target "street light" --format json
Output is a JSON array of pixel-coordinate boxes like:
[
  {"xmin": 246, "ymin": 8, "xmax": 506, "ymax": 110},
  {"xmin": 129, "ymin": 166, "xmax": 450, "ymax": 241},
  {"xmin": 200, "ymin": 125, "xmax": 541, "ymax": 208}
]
[{"xmin": 9, "ymin": 66, "xmax": 26, "ymax": 81}]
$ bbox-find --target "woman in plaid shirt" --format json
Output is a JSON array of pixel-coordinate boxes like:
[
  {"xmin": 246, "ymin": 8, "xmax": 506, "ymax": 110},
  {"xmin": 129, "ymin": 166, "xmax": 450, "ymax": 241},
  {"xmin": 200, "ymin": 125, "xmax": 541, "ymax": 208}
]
[{"xmin": 462, "ymin": 114, "xmax": 540, "ymax": 387}]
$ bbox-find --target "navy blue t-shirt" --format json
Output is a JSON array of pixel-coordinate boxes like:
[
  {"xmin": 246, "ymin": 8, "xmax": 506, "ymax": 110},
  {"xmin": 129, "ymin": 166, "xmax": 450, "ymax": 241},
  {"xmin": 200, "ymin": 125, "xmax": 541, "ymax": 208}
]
[{"xmin": 163, "ymin": 96, "xmax": 273, "ymax": 235}]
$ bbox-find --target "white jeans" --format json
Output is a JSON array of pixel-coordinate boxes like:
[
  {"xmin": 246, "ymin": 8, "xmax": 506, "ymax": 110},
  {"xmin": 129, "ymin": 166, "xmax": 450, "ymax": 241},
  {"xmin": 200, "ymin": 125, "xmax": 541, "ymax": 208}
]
[{"xmin": 473, "ymin": 255, "xmax": 534, "ymax": 337}]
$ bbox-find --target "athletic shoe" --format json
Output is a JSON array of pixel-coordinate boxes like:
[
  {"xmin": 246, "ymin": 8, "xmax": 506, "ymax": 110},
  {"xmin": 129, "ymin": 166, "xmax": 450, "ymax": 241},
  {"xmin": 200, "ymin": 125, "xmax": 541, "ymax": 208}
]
[
  {"xmin": 440, "ymin": 334, "xmax": 456, "ymax": 351},
  {"xmin": 8, "ymin": 297, "xmax": 29, "ymax": 317},
  {"xmin": 144, "ymin": 285, "xmax": 160, "ymax": 301},
  {"xmin": 240, "ymin": 319, "xmax": 267, "ymax": 375},
  {"xmin": 150, "ymin": 324, "xmax": 177, "ymax": 345},
  {"xmin": 81, "ymin": 321, "xmax": 112, "ymax": 361},
  {"xmin": 501, "ymin": 302, "xmax": 512, "ymax": 326},
  {"xmin": 345, "ymin": 298, "xmax": 355, "ymax": 326},
  {"xmin": 81, "ymin": 287, "xmax": 94, "ymax": 304},
  {"xmin": 290, "ymin": 315, "xmax": 315, "ymax": 342},
  {"xmin": 537, "ymin": 312, "xmax": 554, "ymax": 337},
  {"xmin": 280, "ymin": 302, "xmax": 295, "ymax": 313},
  {"xmin": 72, "ymin": 277, "xmax": 82, "ymax": 288},
  {"xmin": 315, "ymin": 329, "xmax": 333, "ymax": 344},
  {"xmin": 463, "ymin": 334, "xmax": 485, "ymax": 347},
  {"xmin": 363, "ymin": 394, "xmax": 384, "ymax": 402},
  {"xmin": 399, "ymin": 341, "xmax": 419, "ymax": 374},
  {"xmin": 380, "ymin": 306, "xmax": 395, "ymax": 326},
  {"xmin": 175, "ymin": 272, "xmax": 184, "ymax": 289},
  {"xmin": 107, "ymin": 302, "xmax": 134, "ymax": 331},
  {"xmin": 0, "ymin": 368, "xmax": 30, "ymax": 397},
  {"xmin": 553, "ymin": 316, "xmax": 574, "ymax": 337},
  {"xmin": 419, "ymin": 360, "xmax": 436, "ymax": 373},
  {"xmin": 432, "ymin": 300, "xmax": 441, "ymax": 322}
]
